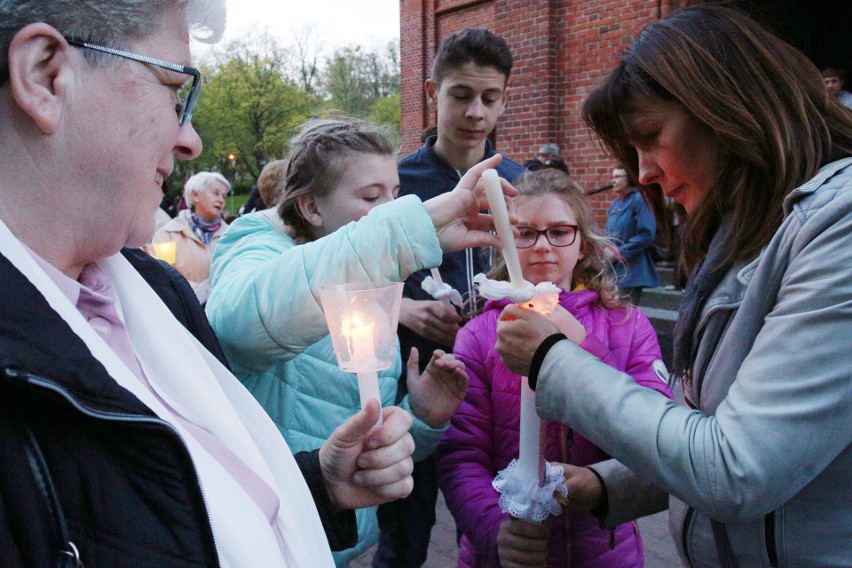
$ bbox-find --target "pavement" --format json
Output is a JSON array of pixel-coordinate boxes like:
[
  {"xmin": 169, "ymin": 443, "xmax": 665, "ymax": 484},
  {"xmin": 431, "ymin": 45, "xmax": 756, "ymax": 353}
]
[{"xmin": 353, "ymin": 490, "xmax": 681, "ymax": 567}]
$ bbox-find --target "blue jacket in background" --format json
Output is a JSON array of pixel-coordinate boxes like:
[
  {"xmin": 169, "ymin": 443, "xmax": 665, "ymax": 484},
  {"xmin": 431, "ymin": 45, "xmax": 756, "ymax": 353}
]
[{"xmin": 605, "ymin": 188, "xmax": 660, "ymax": 289}]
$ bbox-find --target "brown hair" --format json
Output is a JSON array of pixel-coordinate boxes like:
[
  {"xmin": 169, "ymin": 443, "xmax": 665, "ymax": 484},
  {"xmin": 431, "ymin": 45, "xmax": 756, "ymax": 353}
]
[
  {"xmin": 277, "ymin": 117, "xmax": 396, "ymax": 243},
  {"xmin": 487, "ymin": 169, "xmax": 626, "ymax": 310},
  {"xmin": 583, "ymin": 4, "xmax": 852, "ymax": 274},
  {"xmin": 256, "ymin": 159, "xmax": 287, "ymax": 208}
]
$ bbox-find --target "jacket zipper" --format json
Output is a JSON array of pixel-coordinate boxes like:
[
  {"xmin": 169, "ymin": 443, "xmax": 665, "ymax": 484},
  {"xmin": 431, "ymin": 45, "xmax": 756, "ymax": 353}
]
[
  {"xmin": 12, "ymin": 370, "xmax": 222, "ymax": 567},
  {"xmin": 765, "ymin": 511, "xmax": 779, "ymax": 567}
]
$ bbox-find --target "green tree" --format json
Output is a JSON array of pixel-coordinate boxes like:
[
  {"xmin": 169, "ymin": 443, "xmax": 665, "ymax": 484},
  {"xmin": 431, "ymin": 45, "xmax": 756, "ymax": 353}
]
[
  {"xmin": 370, "ymin": 93, "xmax": 401, "ymax": 144},
  {"xmin": 321, "ymin": 40, "xmax": 400, "ymax": 121},
  {"xmin": 187, "ymin": 33, "xmax": 320, "ymax": 190}
]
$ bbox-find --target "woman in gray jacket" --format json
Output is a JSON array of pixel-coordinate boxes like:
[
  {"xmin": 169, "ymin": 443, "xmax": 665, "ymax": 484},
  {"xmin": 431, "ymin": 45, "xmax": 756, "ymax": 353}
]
[{"xmin": 494, "ymin": 5, "xmax": 852, "ymax": 568}]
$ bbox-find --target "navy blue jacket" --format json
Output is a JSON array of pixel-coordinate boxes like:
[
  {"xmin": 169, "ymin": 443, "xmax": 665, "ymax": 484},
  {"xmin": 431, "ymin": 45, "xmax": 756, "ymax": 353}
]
[{"xmin": 396, "ymin": 136, "xmax": 525, "ymax": 377}]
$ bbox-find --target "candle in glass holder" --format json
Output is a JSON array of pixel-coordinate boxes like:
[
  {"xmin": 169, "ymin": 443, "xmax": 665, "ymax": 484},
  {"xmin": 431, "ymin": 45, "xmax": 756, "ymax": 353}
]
[
  {"xmin": 152, "ymin": 241, "xmax": 177, "ymax": 265},
  {"xmin": 320, "ymin": 282, "xmax": 404, "ymax": 430}
]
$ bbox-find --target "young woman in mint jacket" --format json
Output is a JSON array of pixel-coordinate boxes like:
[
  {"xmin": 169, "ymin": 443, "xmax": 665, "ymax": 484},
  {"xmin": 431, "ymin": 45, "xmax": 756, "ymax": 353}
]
[
  {"xmin": 206, "ymin": 118, "xmax": 516, "ymax": 566},
  {"xmin": 438, "ymin": 170, "xmax": 672, "ymax": 567}
]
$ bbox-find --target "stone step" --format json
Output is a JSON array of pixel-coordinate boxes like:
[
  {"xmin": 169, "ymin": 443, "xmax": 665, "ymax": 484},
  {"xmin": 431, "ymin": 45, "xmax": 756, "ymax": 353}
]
[
  {"xmin": 638, "ymin": 305, "xmax": 678, "ymax": 336},
  {"xmin": 656, "ymin": 264, "xmax": 675, "ymax": 287},
  {"xmin": 640, "ymin": 286, "xmax": 684, "ymax": 312},
  {"xmin": 637, "ymin": 305, "xmax": 678, "ymax": 368}
]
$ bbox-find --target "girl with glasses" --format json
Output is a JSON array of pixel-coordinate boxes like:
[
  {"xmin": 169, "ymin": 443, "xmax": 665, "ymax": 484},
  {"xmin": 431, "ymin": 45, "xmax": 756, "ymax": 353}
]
[{"xmin": 437, "ymin": 169, "xmax": 671, "ymax": 568}]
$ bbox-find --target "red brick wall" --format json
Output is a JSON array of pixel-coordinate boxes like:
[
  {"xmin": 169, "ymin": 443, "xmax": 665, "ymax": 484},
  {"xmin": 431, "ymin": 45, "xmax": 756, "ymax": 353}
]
[{"xmin": 399, "ymin": 0, "xmax": 688, "ymax": 224}]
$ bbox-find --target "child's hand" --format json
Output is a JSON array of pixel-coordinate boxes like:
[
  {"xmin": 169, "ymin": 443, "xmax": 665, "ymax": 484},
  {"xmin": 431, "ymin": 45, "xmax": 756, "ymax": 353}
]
[
  {"xmin": 399, "ymin": 298, "xmax": 462, "ymax": 347},
  {"xmin": 406, "ymin": 348, "xmax": 468, "ymax": 428},
  {"xmin": 497, "ymin": 518, "xmax": 549, "ymax": 568}
]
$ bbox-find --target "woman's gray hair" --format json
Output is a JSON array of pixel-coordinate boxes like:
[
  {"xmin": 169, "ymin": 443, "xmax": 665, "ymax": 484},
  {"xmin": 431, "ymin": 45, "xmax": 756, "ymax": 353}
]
[
  {"xmin": 0, "ymin": 0, "xmax": 225, "ymax": 70},
  {"xmin": 184, "ymin": 171, "xmax": 230, "ymax": 208}
]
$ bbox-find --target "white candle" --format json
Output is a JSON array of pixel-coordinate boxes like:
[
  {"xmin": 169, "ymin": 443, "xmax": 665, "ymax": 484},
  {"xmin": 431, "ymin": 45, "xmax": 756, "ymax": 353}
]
[
  {"xmin": 517, "ymin": 296, "xmax": 559, "ymax": 486},
  {"xmin": 348, "ymin": 316, "xmax": 376, "ymax": 363},
  {"xmin": 345, "ymin": 314, "xmax": 383, "ymax": 428},
  {"xmin": 518, "ymin": 376, "xmax": 544, "ymax": 485},
  {"xmin": 430, "ymin": 267, "xmax": 444, "ymax": 287},
  {"xmin": 481, "ymin": 169, "xmax": 526, "ymax": 288}
]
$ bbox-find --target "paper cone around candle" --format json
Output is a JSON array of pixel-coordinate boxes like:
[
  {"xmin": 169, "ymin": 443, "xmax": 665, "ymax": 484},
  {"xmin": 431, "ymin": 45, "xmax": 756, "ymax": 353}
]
[
  {"xmin": 319, "ymin": 282, "xmax": 403, "ymax": 429},
  {"xmin": 319, "ymin": 282, "xmax": 403, "ymax": 373}
]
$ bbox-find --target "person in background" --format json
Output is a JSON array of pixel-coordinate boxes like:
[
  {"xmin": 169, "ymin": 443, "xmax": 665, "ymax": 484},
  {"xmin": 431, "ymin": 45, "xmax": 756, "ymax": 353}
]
[
  {"xmin": 376, "ymin": 27, "xmax": 527, "ymax": 568},
  {"xmin": 240, "ymin": 159, "xmax": 288, "ymax": 216},
  {"xmin": 0, "ymin": 2, "xmax": 422, "ymax": 566},
  {"xmin": 524, "ymin": 142, "xmax": 570, "ymax": 174},
  {"xmin": 605, "ymin": 166, "xmax": 660, "ymax": 304},
  {"xmin": 438, "ymin": 169, "xmax": 671, "ymax": 568},
  {"xmin": 496, "ymin": 5, "xmax": 852, "ymax": 567},
  {"xmin": 823, "ymin": 67, "xmax": 852, "ymax": 109},
  {"xmin": 153, "ymin": 171, "xmax": 229, "ymax": 303},
  {"xmin": 259, "ymin": 159, "xmax": 287, "ymax": 208},
  {"xmin": 206, "ymin": 116, "xmax": 515, "ymax": 566}
]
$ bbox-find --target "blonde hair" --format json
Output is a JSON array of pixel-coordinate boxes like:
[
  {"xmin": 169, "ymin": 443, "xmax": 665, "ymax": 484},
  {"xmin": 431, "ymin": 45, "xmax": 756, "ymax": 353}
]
[
  {"xmin": 487, "ymin": 169, "xmax": 626, "ymax": 310},
  {"xmin": 277, "ymin": 117, "xmax": 396, "ymax": 244}
]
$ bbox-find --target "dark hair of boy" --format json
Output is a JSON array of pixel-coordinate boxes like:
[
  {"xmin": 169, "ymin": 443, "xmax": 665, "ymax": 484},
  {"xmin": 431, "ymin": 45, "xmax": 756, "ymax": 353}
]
[{"xmin": 430, "ymin": 27, "xmax": 513, "ymax": 86}]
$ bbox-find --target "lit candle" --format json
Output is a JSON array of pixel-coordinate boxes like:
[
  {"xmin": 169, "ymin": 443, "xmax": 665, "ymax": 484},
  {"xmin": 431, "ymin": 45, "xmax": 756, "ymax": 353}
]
[
  {"xmin": 343, "ymin": 313, "xmax": 383, "ymax": 428},
  {"xmin": 481, "ymin": 169, "xmax": 525, "ymax": 288},
  {"xmin": 517, "ymin": 295, "xmax": 560, "ymax": 486},
  {"xmin": 152, "ymin": 241, "xmax": 177, "ymax": 265},
  {"xmin": 348, "ymin": 315, "xmax": 376, "ymax": 363}
]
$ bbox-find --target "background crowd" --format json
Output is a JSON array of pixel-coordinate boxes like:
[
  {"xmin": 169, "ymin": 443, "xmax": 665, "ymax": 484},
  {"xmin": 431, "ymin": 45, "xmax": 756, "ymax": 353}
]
[{"xmin": 2, "ymin": 2, "xmax": 850, "ymax": 568}]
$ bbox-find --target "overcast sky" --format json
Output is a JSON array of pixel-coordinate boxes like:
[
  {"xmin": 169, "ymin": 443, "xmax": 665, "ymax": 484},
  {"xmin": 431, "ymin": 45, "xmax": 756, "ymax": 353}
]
[{"xmin": 193, "ymin": 0, "xmax": 400, "ymax": 54}]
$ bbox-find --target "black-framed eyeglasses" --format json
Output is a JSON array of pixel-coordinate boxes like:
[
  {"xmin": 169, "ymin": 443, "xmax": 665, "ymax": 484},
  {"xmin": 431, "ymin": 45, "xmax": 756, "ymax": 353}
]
[
  {"xmin": 65, "ymin": 38, "xmax": 201, "ymax": 126},
  {"xmin": 515, "ymin": 224, "xmax": 579, "ymax": 249}
]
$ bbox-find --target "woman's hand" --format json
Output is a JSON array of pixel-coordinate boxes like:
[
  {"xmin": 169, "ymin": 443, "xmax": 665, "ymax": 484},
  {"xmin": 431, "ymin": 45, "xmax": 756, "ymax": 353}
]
[
  {"xmin": 547, "ymin": 304, "xmax": 587, "ymax": 345},
  {"xmin": 496, "ymin": 304, "xmax": 561, "ymax": 376},
  {"xmin": 406, "ymin": 348, "xmax": 468, "ymax": 428},
  {"xmin": 423, "ymin": 153, "xmax": 518, "ymax": 252},
  {"xmin": 497, "ymin": 518, "xmax": 550, "ymax": 568},
  {"xmin": 320, "ymin": 401, "xmax": 415, "ymax": 510}
]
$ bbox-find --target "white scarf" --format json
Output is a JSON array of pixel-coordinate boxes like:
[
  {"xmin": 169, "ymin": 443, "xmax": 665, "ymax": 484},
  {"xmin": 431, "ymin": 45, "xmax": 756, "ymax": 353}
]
[{"xmin": 0, "ymin": 219, "xmax": 333, "ymax": 568}]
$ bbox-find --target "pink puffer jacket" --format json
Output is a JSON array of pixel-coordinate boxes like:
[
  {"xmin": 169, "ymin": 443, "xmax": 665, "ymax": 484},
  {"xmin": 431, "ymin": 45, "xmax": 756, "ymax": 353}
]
[{"xmin": 437, "ymin": 289, "xmax": 672, "ymax": 568}]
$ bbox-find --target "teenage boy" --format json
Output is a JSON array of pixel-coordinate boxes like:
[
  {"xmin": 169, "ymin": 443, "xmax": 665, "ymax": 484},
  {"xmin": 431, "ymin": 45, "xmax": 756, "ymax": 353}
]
[{"xmin": 374, "ymin": 27, "xmax": 526, "ymax": 568}]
